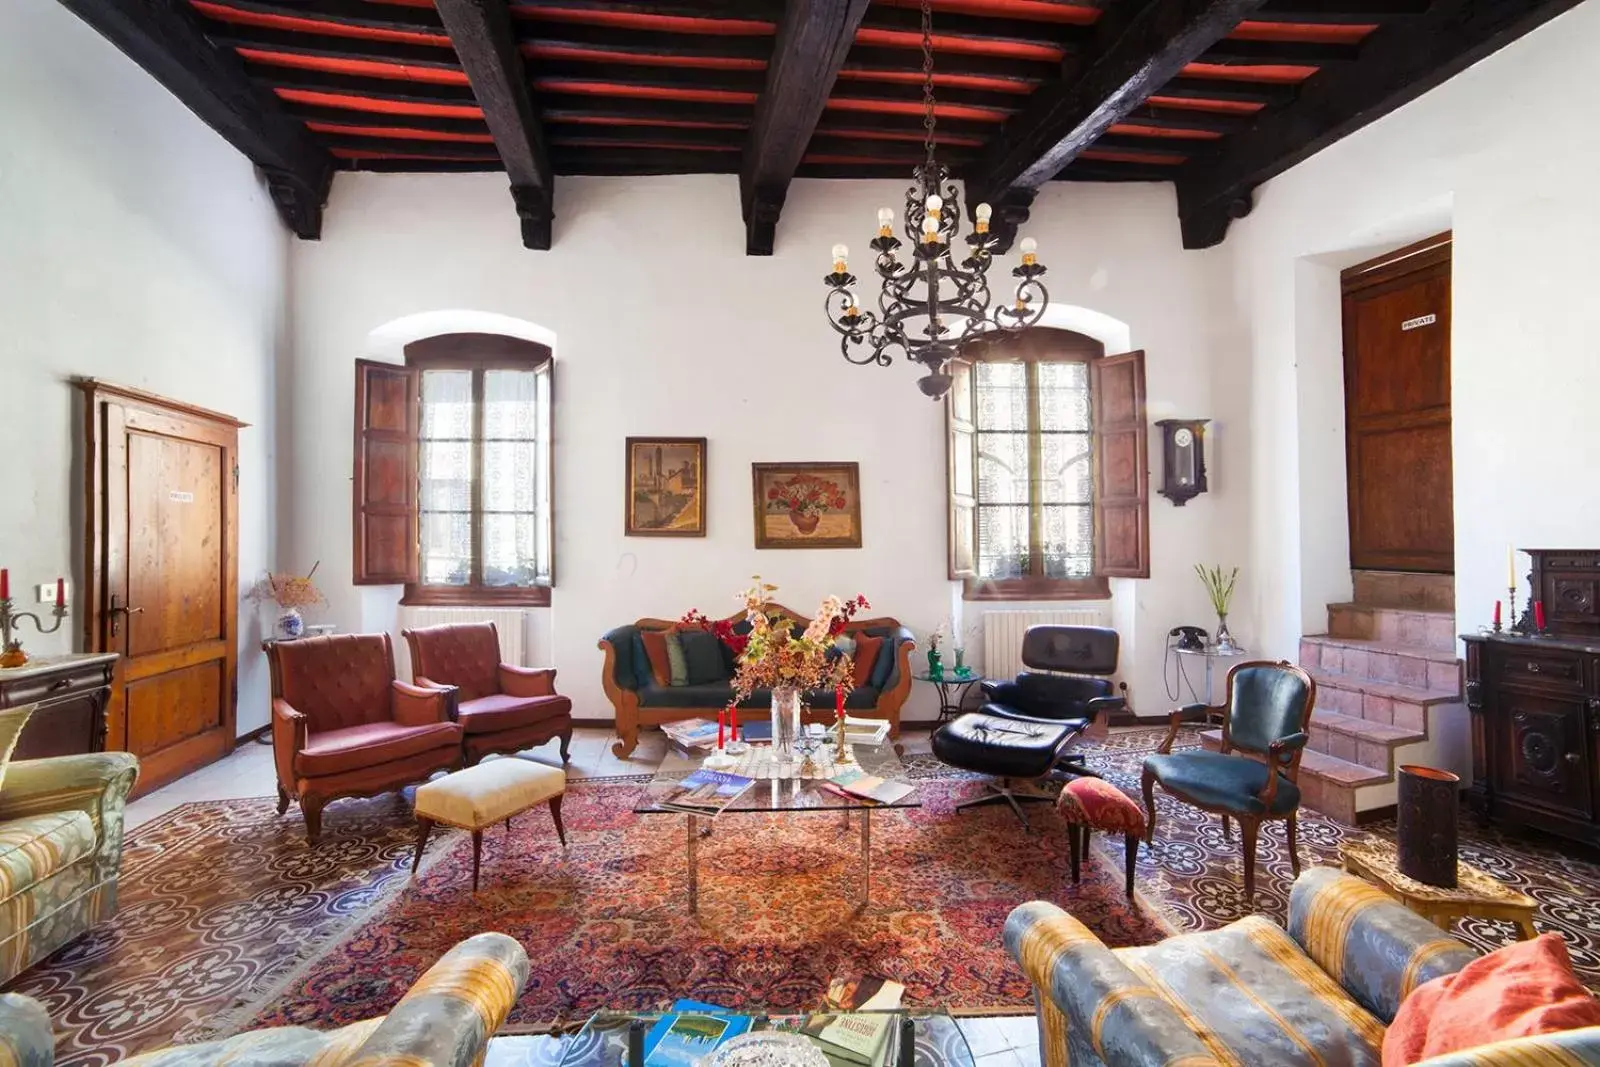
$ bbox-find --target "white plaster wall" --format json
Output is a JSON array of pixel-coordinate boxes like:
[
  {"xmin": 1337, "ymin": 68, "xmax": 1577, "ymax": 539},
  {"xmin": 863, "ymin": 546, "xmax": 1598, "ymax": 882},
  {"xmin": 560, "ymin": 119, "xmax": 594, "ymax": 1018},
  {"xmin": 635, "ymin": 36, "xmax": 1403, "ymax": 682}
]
[
  {"xmin": 289, "ymin": 173, "xmax": 1242, "ymax": 728},
  {"xmin": 1223, "ymin": 2, "xmax": 1600, "ymax": 662},
  {"xmin": 0, "ymin": 0, "xmax": 290, "ymax": 734}
]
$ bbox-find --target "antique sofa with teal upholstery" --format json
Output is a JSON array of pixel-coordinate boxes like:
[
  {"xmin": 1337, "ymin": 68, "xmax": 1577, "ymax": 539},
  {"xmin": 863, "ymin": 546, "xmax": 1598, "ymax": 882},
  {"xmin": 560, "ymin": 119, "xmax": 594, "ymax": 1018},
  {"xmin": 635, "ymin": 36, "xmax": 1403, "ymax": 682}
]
[
  {"xmin": 599, "ymin": 603, "xmax": 915, "ymax": 758},
  {"xmin": 0, "ymin": 931, "xmax": 528, "ymax": 1067},
  {"xmin": 1, "ymin": 750, "xmax": 139, "ymax": 983},
  {"xmin": 1006, "ymin": 866, "xmax": 1600, "ymax": 1066}
]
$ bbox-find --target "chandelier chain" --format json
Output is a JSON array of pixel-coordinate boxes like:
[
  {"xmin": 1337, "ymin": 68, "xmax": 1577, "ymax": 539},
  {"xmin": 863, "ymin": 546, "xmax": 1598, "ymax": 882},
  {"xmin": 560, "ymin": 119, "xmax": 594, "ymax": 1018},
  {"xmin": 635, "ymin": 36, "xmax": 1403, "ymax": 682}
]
[{"xmin": 921, "ymin": 0, "xmax": 937, "ymax": 172}]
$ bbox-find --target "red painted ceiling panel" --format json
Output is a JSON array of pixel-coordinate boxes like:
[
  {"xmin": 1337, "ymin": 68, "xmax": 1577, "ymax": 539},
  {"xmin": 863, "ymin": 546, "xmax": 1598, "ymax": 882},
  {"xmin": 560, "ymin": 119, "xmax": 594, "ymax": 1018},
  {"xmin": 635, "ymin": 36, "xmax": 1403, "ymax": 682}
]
[
  {"xmin": 1181, "ymin": 61, "xmax": 1318, "ymax": 84},
  {"xmin": 333, "ymin": 148, "xmax": 498, "ymax": 161},
  {"xmin": 511, "ymin": 7, "xmax": 774, "ymax": 35},
  {"xmin": 1231, "ymin": 20, "xmax": 1377, "ymax": 44},
  {"xmin": 190, "ymin": 1, "xmax": 450, "ymax": 47},
  {"xmin": 875, "ymin": 0, "xmax": 1099, "ymax": 26},
  {"xmin": 306, "ymin": 121, "xmax": 493, "ymax": 142},
  {"xmin": 1107, "ymin": 123, "xmax": 1222, "ymax": 140},
  {"xmin": 1145, "ymin": 94, "xmax": 1264, "ymax": 114},
  {"xmin": 237, "ymin": 48, "xmax": 471, "ymax": 85},
  {"xmin": 835, "ymin": 69, "xmax": 1036, "ymax": 94},
  {"xmin": 820, "ymin": 126, "xmax": 985, "ymax": 146},
  {"xmin": 558, "ymin": 115, "xmax": 749, "ymax": 130},
  {"xmin": 521, "ymin": 44, "xmax": 766, "ymax": 70},
  {"xmin": 535, "ymin": 79, "xmax": 759, "ymax": 104},
  {"xmin": 826, "ymin": 97, "xmax": 1009, "ymax": 122},
  {"xmin": 1080, "ymin": 147, "xmax": 1186, "ymax": 165},
  {"xmin": 275, "ymin": 87, "xmax": 485, "ymax": 119},
  {"xmin": 549, "ymin": 137, "xmax": 738, "ymax": 151},
  {"xmin": 854, "ymin": 27, "xmax": 1063, "ymax": 62}
]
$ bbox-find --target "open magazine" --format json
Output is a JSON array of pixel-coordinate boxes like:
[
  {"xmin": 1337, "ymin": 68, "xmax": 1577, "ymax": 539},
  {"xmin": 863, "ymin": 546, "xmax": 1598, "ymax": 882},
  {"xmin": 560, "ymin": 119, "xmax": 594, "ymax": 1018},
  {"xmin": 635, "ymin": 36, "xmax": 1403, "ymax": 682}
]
[{"xmin": 827, "ymin": 767, "xmax": 913, "ymax": 805}]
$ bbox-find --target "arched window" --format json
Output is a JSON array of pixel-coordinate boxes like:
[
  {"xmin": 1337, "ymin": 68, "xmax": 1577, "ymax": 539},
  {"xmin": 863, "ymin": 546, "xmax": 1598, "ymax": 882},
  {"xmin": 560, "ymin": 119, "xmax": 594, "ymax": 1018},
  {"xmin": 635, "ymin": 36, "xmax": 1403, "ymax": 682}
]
[
  {"xmin": 947, "ymin": 329, "xmax": 1148, "ymax": 600},
  {"xmin": 353, "ymin": 332, "xmax": 554, "ymax": 606}
]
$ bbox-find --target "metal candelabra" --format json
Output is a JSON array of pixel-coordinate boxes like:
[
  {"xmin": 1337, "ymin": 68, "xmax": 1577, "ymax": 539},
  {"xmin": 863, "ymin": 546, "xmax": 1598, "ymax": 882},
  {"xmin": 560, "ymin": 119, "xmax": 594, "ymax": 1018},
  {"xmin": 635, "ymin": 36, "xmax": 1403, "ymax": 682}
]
[{"xmin": 0, "ymin": 596, "xmax": 68, "ymax": 668}]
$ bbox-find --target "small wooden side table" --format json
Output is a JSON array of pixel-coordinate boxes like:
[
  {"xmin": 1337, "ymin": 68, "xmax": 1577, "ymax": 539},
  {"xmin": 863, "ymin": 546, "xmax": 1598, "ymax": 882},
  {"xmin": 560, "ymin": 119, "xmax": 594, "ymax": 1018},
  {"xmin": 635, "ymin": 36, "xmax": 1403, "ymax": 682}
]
[{"xmin": 1341, "ymin": 838, "xmax": 1538, "ymax": 940}]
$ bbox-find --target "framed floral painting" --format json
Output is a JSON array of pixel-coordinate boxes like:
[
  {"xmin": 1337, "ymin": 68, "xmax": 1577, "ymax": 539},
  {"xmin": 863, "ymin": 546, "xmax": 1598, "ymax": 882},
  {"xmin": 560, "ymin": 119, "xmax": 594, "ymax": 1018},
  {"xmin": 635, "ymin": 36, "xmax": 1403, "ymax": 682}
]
[
  {"xmin": 751, "ymin": 462, "xmax": 862, "ymax": 549},
  {"xmin": 626, "ymin": 437, "xmax": 707, "ymax": 536}
]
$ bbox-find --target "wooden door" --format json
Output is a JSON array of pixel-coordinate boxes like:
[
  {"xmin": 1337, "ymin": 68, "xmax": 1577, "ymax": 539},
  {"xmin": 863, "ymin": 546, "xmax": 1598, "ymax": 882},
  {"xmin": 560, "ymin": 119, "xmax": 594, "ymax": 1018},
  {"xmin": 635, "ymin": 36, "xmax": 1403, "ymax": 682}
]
[
  {"xmin": 81, "ymin": 381, "xmax": 243, "ymax": 795},
  {"xmin": 1342, "ymin": 233, "xmax": 1453, "ymax": 573}
]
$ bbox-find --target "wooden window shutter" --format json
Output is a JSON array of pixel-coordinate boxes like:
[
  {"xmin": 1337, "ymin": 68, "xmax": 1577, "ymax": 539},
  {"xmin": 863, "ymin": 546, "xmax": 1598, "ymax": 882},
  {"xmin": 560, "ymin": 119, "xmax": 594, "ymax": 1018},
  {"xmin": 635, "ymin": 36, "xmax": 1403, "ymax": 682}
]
[
  {"xmin": 1090, "ymin": 350, "xmax": 1149, "ymax": 578},
  {"xmin": 353, "ymin": 359, "xmax": 420, "ymax": 585},
  {"xmin": 946, "ymin": 357, "xmax": 979, "ymax": 579}
]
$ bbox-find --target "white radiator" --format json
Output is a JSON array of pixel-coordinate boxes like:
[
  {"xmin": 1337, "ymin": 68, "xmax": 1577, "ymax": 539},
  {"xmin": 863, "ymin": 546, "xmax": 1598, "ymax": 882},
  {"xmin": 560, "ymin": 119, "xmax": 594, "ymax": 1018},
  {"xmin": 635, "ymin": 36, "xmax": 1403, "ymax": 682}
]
[
  {"xmin": 982, "ymin": 608, "xmax": 1109, "ymax": 679},
  {"xmin": 395, "ymin": 607, "xmax": 531, "ymax": 681}
]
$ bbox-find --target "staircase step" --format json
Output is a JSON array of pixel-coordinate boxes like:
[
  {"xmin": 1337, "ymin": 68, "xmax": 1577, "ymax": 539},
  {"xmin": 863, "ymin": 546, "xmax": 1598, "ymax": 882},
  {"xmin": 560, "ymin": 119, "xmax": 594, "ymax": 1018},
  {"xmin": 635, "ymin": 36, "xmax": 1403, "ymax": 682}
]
[
  {"xmin": 1309, "ymin": 668, "xmax": 1459, "ymax": 732},
  {"xmin": 1309, "ymin": 711, "xmax": 1425, "ymax": 772},
  {"xmin": 1300, "ymin": 635, "xmax": 1462, "ymax": 693},
  {"xmin": 1199, "ymin": 728, "xmax": 1387, "ymax": 825},
  {"xmin": 1352, "ymin": 570, "xmax": 1455, "ymax": 612},
  {"xmin": 1327, "ymin": 603, "xmax": 1458, "ymax": 654}
]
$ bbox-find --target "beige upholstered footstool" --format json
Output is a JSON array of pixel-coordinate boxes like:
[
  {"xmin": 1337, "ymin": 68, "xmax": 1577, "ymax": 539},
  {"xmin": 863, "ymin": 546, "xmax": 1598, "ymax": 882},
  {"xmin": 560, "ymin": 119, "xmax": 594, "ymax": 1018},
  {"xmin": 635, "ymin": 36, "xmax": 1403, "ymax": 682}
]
[{"xmin": 412, "ymin": 757, "xmax": 567, "ymax": 891}]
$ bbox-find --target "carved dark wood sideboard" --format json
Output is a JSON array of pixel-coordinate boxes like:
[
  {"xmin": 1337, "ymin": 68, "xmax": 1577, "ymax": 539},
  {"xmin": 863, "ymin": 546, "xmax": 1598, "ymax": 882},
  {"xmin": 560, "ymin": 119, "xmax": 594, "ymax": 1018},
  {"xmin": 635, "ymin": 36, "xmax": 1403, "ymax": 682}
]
[
  {"xmin": 1463, "ymin": 549, "xmax": 1600, "ymax": 846},
  {"xmin": 0, "ymin": 653, "xmax": 117, "ymax": 761}
]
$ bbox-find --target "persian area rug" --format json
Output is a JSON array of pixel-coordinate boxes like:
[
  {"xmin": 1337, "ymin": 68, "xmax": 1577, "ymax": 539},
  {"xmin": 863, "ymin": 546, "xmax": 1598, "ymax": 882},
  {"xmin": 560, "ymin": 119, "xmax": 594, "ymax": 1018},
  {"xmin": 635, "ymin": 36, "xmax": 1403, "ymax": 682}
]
[
  {"xmin": 236, "ymin": 778, "xmax": 1163, "ymax": 1034},
  {"xmin": 2, "ymin": 755, "xmax": 1163, "ymax": 1067}
]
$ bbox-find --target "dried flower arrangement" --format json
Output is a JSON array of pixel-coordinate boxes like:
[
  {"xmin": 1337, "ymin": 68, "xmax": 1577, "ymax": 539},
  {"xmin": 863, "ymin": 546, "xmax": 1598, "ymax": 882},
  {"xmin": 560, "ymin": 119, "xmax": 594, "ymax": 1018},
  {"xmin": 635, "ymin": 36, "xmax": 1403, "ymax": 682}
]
[{"xmin": 247, "ymin": 563, "xmax": 326, "ymax": 610}]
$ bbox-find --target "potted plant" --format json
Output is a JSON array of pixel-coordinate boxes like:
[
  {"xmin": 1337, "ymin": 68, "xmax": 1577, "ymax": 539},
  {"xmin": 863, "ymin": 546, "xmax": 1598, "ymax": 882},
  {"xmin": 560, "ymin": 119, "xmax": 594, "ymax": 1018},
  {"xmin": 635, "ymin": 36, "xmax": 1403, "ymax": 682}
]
[
  {"xmin": 683, "ymin": 578, "xmax": 868, "ymax": 771},
  {"xmin": 248, "ymin": 564, "xmax": 326, "ymax": 641},
  {"xmin": 1195, "ymin": 564, "xmax": 1240, "ymax": 653}
]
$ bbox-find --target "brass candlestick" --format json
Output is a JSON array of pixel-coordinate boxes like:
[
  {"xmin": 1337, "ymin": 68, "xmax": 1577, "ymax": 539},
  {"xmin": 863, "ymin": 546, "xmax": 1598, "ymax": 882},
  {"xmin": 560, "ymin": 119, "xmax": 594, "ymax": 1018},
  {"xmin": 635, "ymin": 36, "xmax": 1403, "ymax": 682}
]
[
  {"xmin": 0, "ymin": 596, "xmax": 69, "ymax": 668},
  {"xmin": 835, "ymin": 709, "xmax": 854, "ymax": 765}
]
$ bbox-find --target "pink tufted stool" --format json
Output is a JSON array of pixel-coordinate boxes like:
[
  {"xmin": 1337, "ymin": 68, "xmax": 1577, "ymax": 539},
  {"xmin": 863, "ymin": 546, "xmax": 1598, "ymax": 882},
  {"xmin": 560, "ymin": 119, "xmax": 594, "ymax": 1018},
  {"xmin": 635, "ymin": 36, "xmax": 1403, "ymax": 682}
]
[{"xmin": 1057, "ymin": 776, "xmax": 1146, "ymax": 897}]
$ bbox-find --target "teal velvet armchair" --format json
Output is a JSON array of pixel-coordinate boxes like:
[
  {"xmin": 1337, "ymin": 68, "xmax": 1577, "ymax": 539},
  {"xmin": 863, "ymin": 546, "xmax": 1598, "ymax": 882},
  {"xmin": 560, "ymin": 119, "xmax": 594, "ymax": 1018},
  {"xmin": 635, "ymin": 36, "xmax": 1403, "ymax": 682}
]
[
  {"xmin": 1142, "ymin": 659, "xmax": 1315, "ymax": 904},
  {"xmin": 1005, "ymin": 866, "xmax": 1600, "ymax": 1067},
  {"xmin": 0, "ymin": 931, "xmax": 529, "ymax": 1067},
  {"xmin": 0, "ymin": 750, "xmax": 139, "ymax": 983}
]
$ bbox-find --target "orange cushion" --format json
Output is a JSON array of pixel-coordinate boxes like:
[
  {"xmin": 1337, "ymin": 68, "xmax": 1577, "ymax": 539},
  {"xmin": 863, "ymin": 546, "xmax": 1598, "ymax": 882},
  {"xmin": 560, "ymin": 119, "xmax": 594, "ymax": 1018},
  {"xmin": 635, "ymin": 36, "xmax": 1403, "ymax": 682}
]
[
  {"xmin": 1382, "ymin": 933, "xmax": 1600, "ymax": 1066},
  {"xmin": 1056, "ymin": 777, "xmax": 1146, "ymax": 835},
  {"xmin": 851, "ymin": 634, "xmax": 883, "ymax": 688},
  {"xmin": 639, "ymin": 629, "xmax": 673, "ymax": 686}
]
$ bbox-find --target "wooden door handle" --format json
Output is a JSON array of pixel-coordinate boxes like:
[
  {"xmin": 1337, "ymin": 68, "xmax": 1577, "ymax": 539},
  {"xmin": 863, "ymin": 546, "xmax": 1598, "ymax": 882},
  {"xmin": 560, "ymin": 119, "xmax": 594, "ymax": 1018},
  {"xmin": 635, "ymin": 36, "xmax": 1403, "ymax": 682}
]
[{"xmin": 109, "ymin": 596, "xmax": 144, "ymax": 637}]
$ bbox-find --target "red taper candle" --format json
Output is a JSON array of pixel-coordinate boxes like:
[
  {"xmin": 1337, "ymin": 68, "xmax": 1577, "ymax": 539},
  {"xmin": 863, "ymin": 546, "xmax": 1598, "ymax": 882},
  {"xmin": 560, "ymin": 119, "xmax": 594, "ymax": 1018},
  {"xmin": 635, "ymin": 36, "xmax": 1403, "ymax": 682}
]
[
  {"xmin": 717, "ymin": 708, "xmax": 726, "ymax": 750},
  {"xmin": 1493, "ymin": 600, "xmax": 1502, "ymax": 627},
  {"xmin": 0, "ymin": 569, "xmax": 9, "ymax": 601},
  {"xmin": 55, "ymin": 578, "xmax": 64, "ymax": 608},
  {"xmin": 835, "ymin": 685, "xmax": 845, "ymax": 715},
  {"xmin": 1535, "ymin": 601, "xmax": 1546, "ymax": 631}
]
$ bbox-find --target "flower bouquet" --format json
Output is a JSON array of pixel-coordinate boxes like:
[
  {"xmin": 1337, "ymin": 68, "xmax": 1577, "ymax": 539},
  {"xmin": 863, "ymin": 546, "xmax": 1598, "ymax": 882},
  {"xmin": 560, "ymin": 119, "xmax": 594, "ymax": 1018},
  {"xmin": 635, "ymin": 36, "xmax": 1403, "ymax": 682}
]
[
  {"xmin": 247, "ymin": 563, "xmax": 325, "ymax": 641},
  {"xmin": 683, "ymin": 577, "xmax": 869, "ymax": 769}
]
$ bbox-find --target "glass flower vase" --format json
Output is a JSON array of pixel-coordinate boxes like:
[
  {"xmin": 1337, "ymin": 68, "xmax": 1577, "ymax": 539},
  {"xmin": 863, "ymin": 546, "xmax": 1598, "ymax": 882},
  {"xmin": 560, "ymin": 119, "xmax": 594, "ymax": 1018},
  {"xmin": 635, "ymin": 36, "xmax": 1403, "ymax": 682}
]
[{"xmin": 771, "ymin": 685, "xmax": 801, "ymax": 772}]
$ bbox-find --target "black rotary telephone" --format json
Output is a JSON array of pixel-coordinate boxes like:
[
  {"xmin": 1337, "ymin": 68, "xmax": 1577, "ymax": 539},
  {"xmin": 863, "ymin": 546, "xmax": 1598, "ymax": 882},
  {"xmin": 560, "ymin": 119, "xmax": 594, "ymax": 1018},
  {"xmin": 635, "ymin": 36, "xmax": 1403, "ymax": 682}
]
[{"xmin": 1170, "ymin": 625, "xmax": 1208, "ymax": 652}]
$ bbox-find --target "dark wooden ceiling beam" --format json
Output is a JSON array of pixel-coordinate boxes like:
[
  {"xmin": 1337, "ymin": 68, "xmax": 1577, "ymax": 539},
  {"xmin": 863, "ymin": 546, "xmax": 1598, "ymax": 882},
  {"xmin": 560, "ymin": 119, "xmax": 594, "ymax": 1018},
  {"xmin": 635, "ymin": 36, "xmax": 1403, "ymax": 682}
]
[
  {"xmin": 208, "ymin": 27, "xmax": 464, "ymax": 70},
  {"xmin": 857, "ymin": 8, "xmax": 1088, "ymax": 50},
  {"xmin": 1055, "ymin": 160, "xmax": 1182, "ymax": 181},
  {"xmin": 1176, "ymin": 0, "xmax": 1583, "ymax": 248},
  {"xmin": 841, "ymin": 47, "xmax": 1056, "ymax": 86},
  {"xmin": 509, "ymin": 0, "xmax": 782, "ymax": 23},
  {"xmin": 551, "ymin": 146, "xmax": 741, "ymax": 175},
  {"xmin": 189, "ymin": 0, "xmax": 447, "ymax": 36},
  {"xmin": 1200, "ymin": 38, "xmax": 1362, "ymax": 63},
  {"xmin": 1119, "ymin": 105, "xmax": 1251, "ymax": 133},
  {"xmin": 966, "ymin": 0, "xmax": 1270, "ymax": 241},
  {"xmin": 253, "ymin": 68, "xmax": 482, "ymax": 108},
  {"xmin": 55, "ymin": 0, "xmax": 334, "ymax": 237},
  {"xmin": 533, "ymin": 62, "xmax": 766, "ymax": 94},
  {"xmin": 1257, "ymin": 0, "xmax": 1432, "ymax": 20},
  {"xmin": 740, "ymin": 0, "xmax": 873, "ymax": 255},
  {"xmin": 814, "ymin": 113, "xmax": 996, "ymax": 142},
  {"xmin": 434, "ymin": 0, "xmax": 555, "ymax": 249},
  {"xmin": 322, "ymin": 136, "xmax": 503, "ymax": 158},
  {"xmin": 284, "ymin": 102, "xmax": 492, "ymax": 136},
  {"xmin": 515, "ymin": 22, "xmax": 772, "ymax": 62},
  {"xmin": 344, "ymin": 158, "xmax": 505, "ymax": 172},
  {"xmin": 545, "ymin": 124, "xmax": 744, "ymax": 149}
]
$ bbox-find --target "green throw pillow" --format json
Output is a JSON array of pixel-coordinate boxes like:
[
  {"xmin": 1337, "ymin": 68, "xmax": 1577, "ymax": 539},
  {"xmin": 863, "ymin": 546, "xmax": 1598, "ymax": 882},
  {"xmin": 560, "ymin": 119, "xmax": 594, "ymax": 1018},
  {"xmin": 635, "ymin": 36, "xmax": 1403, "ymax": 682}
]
[
  {"xmin": 680, "ymin": 630, "xmax": 728, "ymax": 685},
  {"xmin": 664, "ymin": 630, "xmax": 689, "ymax": 687},
  {"xmin": 0, "ymin": 703, "xmax": 36, "ymax": 791}
]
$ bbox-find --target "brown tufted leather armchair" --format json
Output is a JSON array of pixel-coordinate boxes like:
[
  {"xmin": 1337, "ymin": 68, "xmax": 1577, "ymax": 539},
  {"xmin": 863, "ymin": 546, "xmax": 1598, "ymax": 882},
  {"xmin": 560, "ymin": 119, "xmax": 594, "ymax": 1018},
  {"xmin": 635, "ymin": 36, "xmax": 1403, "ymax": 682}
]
[
  {"xmin": 402, "ymin": 622, "xmax": 573, "ymax": 765},
  {"xmin": 265, "ymin": 633, "xmax": 463, "ymax": 842}
]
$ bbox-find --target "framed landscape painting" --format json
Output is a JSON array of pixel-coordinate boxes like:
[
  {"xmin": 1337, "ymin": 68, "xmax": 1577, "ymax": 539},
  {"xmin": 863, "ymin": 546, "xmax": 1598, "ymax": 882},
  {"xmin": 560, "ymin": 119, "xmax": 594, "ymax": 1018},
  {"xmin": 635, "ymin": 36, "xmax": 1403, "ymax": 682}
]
[
  {"xmin": 751, "ymin": 461, "xmax": 862, "ymax": 549},
  {"xmin": 626, "ymin": 437, "xmax": 707, "ymax": 536}
]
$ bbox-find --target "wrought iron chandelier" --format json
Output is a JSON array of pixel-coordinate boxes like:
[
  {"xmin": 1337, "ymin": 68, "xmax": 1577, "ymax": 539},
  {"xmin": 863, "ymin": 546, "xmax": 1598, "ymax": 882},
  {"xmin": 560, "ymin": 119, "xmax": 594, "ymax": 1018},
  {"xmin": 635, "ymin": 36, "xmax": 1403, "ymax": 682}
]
[{"xmin": 822, "ymin": 0, "xmax": 1049, "ymax": 400}]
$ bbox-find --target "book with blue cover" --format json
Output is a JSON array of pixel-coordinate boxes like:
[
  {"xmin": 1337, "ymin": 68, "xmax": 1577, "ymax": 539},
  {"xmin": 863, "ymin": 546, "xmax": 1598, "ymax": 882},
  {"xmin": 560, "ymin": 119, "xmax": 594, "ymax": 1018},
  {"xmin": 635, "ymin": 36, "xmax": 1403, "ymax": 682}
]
[
  {"xmin": 657, "ymin": 770, "xmax": 755, "ymax": 816},
  {"xmin": 641, "ymin": 1001, "xmax": 753, "ymax": 1067}
]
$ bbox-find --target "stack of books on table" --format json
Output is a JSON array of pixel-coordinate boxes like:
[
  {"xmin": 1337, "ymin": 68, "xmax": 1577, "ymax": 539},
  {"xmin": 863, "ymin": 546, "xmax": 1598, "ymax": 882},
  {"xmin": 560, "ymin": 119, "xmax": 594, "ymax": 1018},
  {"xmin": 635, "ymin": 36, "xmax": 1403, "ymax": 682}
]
[
  {"xmin": 662, "ymin": 718, "xmax": 722, "ymax": 750},
  {"xmin": 838, "ymin": 716, "xmax": 890, "ymax": 746},
  {"xmin": 826, "ymin": 767, "xmax": 914, "ymax": 805},
  {"xmin": 656, "ymin": 769, "xmax": 755, "ymax": 816}
]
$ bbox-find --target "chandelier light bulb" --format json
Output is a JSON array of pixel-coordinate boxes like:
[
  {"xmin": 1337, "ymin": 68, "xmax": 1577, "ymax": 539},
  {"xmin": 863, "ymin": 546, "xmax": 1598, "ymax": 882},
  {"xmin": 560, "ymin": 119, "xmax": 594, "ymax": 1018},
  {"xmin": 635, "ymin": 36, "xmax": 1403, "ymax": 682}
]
[
  {"xmin": 831, "ymin": 244, "xmax": 849, "ymax": 271},
  {"xmin": 925, "ymin": 193, "xmax": 943, "ymax": 220},
  {"xmin": 975, "ymin": 202, "xmax": 992, "ymax": 233},
  {"xmin": 1019, "ymin": 236, "xmax": 1038, "ymax": 266},
  {"xmin": 877, "ymin": 207, "xmax": 895, "ymax": 236}
]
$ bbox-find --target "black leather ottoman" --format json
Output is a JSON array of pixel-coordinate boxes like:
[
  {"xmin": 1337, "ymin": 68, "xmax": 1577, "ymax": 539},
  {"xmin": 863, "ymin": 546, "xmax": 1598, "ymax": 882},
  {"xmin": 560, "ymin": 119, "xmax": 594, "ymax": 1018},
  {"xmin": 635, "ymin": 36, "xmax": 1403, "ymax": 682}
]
[{"xmin": 931, "ymin": 711, "xmax": 1081, "ymax": 828}]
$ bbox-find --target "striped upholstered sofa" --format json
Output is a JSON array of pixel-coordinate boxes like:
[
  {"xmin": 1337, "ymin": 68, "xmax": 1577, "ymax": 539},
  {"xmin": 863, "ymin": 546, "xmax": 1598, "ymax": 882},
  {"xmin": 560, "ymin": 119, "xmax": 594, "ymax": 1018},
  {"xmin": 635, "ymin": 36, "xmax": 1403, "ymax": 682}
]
[
  {"xmin": 0, "ymin": 931, "xmax": 528, "ymax": 1067},
  {"xmin": 1006, "ymin": 867, "xmax": 1600, "ymax": 1066},
  {"xmin": 1, "ymin": 750, "xmax": 139, "ymax": 983}
]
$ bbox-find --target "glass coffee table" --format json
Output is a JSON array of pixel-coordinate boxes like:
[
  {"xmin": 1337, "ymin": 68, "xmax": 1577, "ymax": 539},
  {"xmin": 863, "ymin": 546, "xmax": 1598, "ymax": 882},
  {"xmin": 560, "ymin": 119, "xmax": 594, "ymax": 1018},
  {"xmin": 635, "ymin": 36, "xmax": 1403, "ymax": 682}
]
[
  {"xmin": 548, "ymin": 1010, "xmax": 975, "ymax": 1067},
  {"xmin": 634, "ymin": 741, "xmax": 920, "ymax": 913}
]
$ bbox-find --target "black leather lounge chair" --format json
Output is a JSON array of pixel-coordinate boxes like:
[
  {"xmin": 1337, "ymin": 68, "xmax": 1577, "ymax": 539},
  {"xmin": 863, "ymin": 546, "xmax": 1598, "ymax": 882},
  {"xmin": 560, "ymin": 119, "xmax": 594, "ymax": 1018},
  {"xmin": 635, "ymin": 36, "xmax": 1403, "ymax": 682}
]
[{"xmin": 931, "ymin": 625, "xmax": 1124, "ymax": 827}]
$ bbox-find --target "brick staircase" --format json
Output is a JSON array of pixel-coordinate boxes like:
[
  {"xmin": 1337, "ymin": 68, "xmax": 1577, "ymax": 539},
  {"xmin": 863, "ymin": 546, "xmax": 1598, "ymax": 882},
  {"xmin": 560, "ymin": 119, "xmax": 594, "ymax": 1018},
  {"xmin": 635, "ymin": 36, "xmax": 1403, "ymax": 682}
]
[{"xmin": 1203, "ymin": 571, "xmax": 1471, "ymax": 825}]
